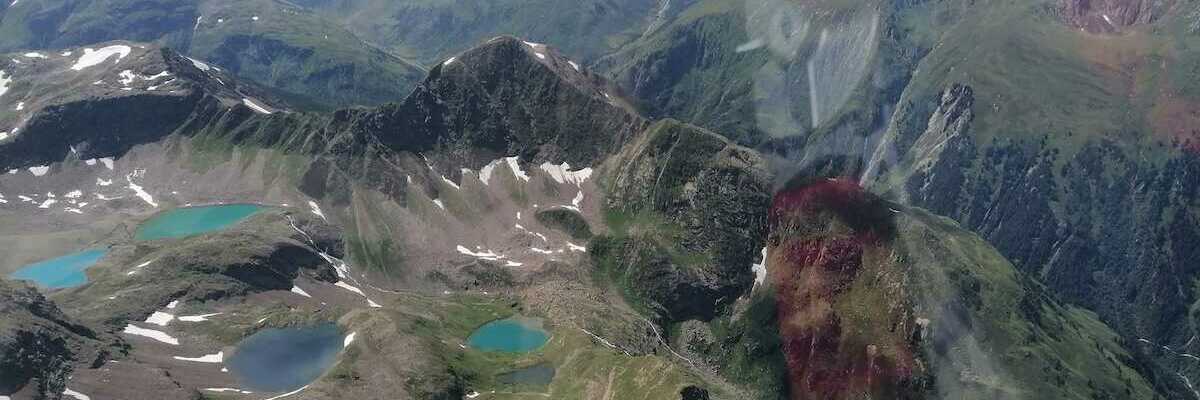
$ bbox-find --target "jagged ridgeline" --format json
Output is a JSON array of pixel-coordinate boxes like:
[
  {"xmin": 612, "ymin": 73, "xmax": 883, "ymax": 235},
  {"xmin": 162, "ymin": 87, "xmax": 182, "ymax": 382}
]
[
  {"xmin": 0, "ymin": 20, "xmax": 1179, "ymax": 400},
  {"xmin": 0, "ymin": 35, "xmax": 762, "ymax": 399},
  {"xmin": 0, "ymin": 0, "xmax": 427, "ymax": 108}
]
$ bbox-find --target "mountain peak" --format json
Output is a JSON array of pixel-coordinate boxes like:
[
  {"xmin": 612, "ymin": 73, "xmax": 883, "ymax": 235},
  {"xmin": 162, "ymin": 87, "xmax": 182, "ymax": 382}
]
[{"xmin": 368, "ymin": 35, "xmax": 646, "ymax": 169}]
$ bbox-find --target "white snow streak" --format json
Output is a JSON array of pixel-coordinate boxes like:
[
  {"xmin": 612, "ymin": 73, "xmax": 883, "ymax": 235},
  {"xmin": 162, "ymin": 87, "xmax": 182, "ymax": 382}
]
[
  {"xmin": 178, "ymin": 313, "xmax": 221, "ymax": 322},
  {"xmin": 62, "ymin": 388, "xmax": 90, "ymax": 400},
  {"xmin": 71, "ymin": 45, "xmax": 131, "ymax": 71},
  {"xmin": 0, "ymin": 70, "xmax": 10, "ymax": 97},
  {"xmin": 334, "ymin": 281, "xmax": 366, "ymax": 297},
  {"xmin": 242, "ymin": 98, "xmax": 272, "ymax": 114},
  {"xmin": 505, "ymin": 157, "xmax": 530, "ymax": 182},
  {"xmin": 144, "ymin": 311, "xmax": 175, "ymax": 326},
  {"xmin": 538, "ymin": 162, "xmax": 592, "ymax": 186},
  {"xmin": 187, "ymin": 57, "xmax": 211, "ymax": 71},
  {"xmin": 126, "ymin": 172, "xmax": 157, "ymax": 207},
  {"xmin": 308, "ymin": 201, "xmax": 326, "ymax": 221},
  {"xmin": 751, "ymin": 247, "xmax": 768, "ymax": 289},
  {"xmin": 291, "ymin": 286, "xmax": 312, "ymax": 298},
  {"xmin": 122, "ymin": 324, "xmax": 179, "ymax": 345}
]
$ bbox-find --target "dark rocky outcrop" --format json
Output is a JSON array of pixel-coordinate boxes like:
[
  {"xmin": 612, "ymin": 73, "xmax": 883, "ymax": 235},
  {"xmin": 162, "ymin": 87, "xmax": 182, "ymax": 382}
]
[
  {"xmin": 0, "ymin": 280, "xmax": 114, "ymax": 399},
  {"xmin": 594, "ymin": 119, "xmax": 771, "ymax": 322}
]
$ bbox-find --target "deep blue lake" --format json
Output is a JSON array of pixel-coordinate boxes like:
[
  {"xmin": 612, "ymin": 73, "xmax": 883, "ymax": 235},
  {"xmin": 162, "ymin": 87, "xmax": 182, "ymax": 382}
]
[
  {"xmin": 9, "ymin": 249, "xmax": 107, "ymax": 289},
  {"xmin": 135, "ymin": 204, "xmax": 265, "ymax": 240},
  {"xmin": 226, "ymin": 324, "xmax": 344, "ymax": 392},
  {"xmin": 467, "ymin": 318, "xmax": 550, "ymax": 353}
]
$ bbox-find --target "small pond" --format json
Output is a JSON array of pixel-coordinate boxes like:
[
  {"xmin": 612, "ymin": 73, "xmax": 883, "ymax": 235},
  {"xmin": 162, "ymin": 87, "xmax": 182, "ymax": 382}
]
[
  {"xmin": 467, "ymin": 318, "xmax": 550, "ymax": 353},
  {"xmin": 226, "ymin": 323, "xmax": 344, "ymax": 392},
  {"xmin": 9, "ymin": 249, "xmax": 107, "ymax": 289},
  {"xmin": 134, "ymin": 204, "xmax": 266, "ymax": 240},
  {"xmin": 497, "ymin": 363, "xmax": 556, "ymax": 386}
]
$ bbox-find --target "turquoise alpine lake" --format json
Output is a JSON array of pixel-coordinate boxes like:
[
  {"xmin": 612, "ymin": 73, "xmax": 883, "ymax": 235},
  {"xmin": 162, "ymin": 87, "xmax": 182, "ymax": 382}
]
[
  {"xmin": 135, "ymin": 204, "xmax": 266, "ymax": 240},
  {"xmin": 10, "ymin": 249, "xmax": 107, "ymax": 289},
  {"xmin": 467, "ymin": 318, "xmax": 550, "ymax": 353},
  {"xmin": 226, "ymin": 323, "xmax": 344, "ymax": 393}
]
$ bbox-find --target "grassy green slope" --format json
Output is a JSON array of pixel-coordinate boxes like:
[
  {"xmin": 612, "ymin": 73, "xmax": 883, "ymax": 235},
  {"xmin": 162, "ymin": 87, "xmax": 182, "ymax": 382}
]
[{"xmin": 289, "ymin": 0, "xmax": 662, "ymax": 65}]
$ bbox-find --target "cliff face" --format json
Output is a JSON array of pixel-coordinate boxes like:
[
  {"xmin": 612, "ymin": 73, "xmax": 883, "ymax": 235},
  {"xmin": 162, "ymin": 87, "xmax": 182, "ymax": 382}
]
[
  {"xmin": 1057, "ymin": 0, "xmax": 1173, "ymax": 33},
  {"xmin": 0, "ymin": 42, "xmax": 283, "ymax": 172},
  {"xmin": 593, "ymin": 119, "xmax": 772, "ymax": 322},
  {"xmin": 765, "ymin": 178, "xmax": 1157, "ymax": 400},
  {"xmin": 0, "ymin": 280, "xmax": 112, "ymax": 399}
]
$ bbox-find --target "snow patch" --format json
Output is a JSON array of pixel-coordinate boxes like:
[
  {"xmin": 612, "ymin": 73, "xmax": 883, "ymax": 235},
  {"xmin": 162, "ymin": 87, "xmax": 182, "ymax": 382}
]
[
  {"xmin": 334, "ymin": 281, "xmax": 366, "ymax": 297},
  {"xmin": 178, "ymin": 313, "xmax": 221, "ymax": 322},
  {"xmin": 186, "ymin": 57, "xmax": 211, "ymax": 71},
  {"xmin": 0, "ymin": 70, "xmax": 9, "ymax": 97},
  {"xmin": 567, "ymin": 242, "xmax": 586, "ymax": 252},
  {"xmin": 441, "ymin": 175, "xmax": 460, "ymax": 189},
  {"xmin": 505, "ymin": 157, "xmax": 530, "ymax": 182},
  {"xmin": 64, "ymin": 190, "xmax": 83, "ymax": 199},
  {"xmin": 167, "ymin": 300, "xmax": 179, "ymax": 309},
  {"xmin": 62, "ymin": 388, "xmax": 90, "ymax": 400},
  {"xmin": 145, "ymin": 311, "xmax": 175, "ymax": 326},
  {"xmin": 457, "ymin": 245, "xmax": 504, "ymax": 261},
  {"xmin": 37, "ymin": 199, "xmax": 57, "ymax": 209},
  {"xmin": 99, "ymin": 158, "xmax": 114, "ymax": 170},
  {"xmin": 118, "ymin": 69, "xmax": 136, "ymax": 85},
  {"xmin": 97, "ymin": 178, "xmax": 112, "ymax": 186},
  {"xmin": 204, "ymin": 388, "xmax": 253, "ymax": 394},
  {"xmin": 443, "ymin": 56, "xmax": 456, "ymax": 66},
  {"xmin": 539, "ymin": 162, "xmax": 592, "ymax": 186},
  {"xmin": 290, "ymin": 286, "xmax": 311, "ymax": 298},
  {"xmin": 14, "ymin": 101, "xmax": 24, "ymax": 111},
  {"xmin": 71, "ymin": 45, "xmax": 132, "ymax": 71},
  {"xmin": 751, "ymin": 247, "xmax": 767, "ymax": 288},
  {"xmin": 344, "ymin": 332, "xmax": 357, "ymax": 348},
  {"xmin": 174, "ymin": 351, "xmax": 223, "ymax": 363},
  {"xmin": 479, "ymin": 159, "xmax": 502, "ymax": 185},
  {"xmin": 28, "ymin": 165, "xmax": 49, "ymax": 176},
  {"xmin": 126, "ymin": 260, "xmax": 153, "ymax": 275},
  {"xmin": 22, "ymin": 52, "xmax": 46, "ymax": 59},
  {"xmin": 572, "ymin": 190, "xmax": 584, "ymax": 209},
  {"xmin": 308, "ymin": 201, "xmax": 326, "ymax": 221},
  {"xmin": 126, "ymin": 172, "xmax": 157, "ymax": 207},
  {"xmin": 242, "ymin": 98, "xmax": 273, "ymax": 114},
  {"xmin": 122, "ymin": 324, "xmax": 179, "ymax": 345},
  {"xmin": 568, "ymin": 61, "xmax": 580, "ymax": 71},
  {"xmin": 432, "ymin": 199, "xmax": 445, "ymax": 209}
]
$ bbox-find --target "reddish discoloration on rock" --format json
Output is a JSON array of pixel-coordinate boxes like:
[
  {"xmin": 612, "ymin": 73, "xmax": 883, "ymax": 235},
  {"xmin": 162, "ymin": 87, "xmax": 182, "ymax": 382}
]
[{"xmin": 768, "ymin": 179, "xmax": 922, "ymax": 399}]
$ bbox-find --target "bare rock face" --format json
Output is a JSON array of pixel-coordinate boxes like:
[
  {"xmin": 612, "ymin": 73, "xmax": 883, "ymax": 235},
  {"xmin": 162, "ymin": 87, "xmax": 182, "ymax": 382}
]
[
  {"xmin": 0, "ymin": 280, "xmax": 113, "ymax": 399},
  {"xmin": 1057, "ymin": 0, "xmax": 1173, "ymax": 33}
]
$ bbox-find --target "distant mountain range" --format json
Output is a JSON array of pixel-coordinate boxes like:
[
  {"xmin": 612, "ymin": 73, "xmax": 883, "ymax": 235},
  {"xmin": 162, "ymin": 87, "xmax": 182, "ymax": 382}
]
[{"xmin": 0, "ymin": 0, "xmax": 1198, "ymax": 399}]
